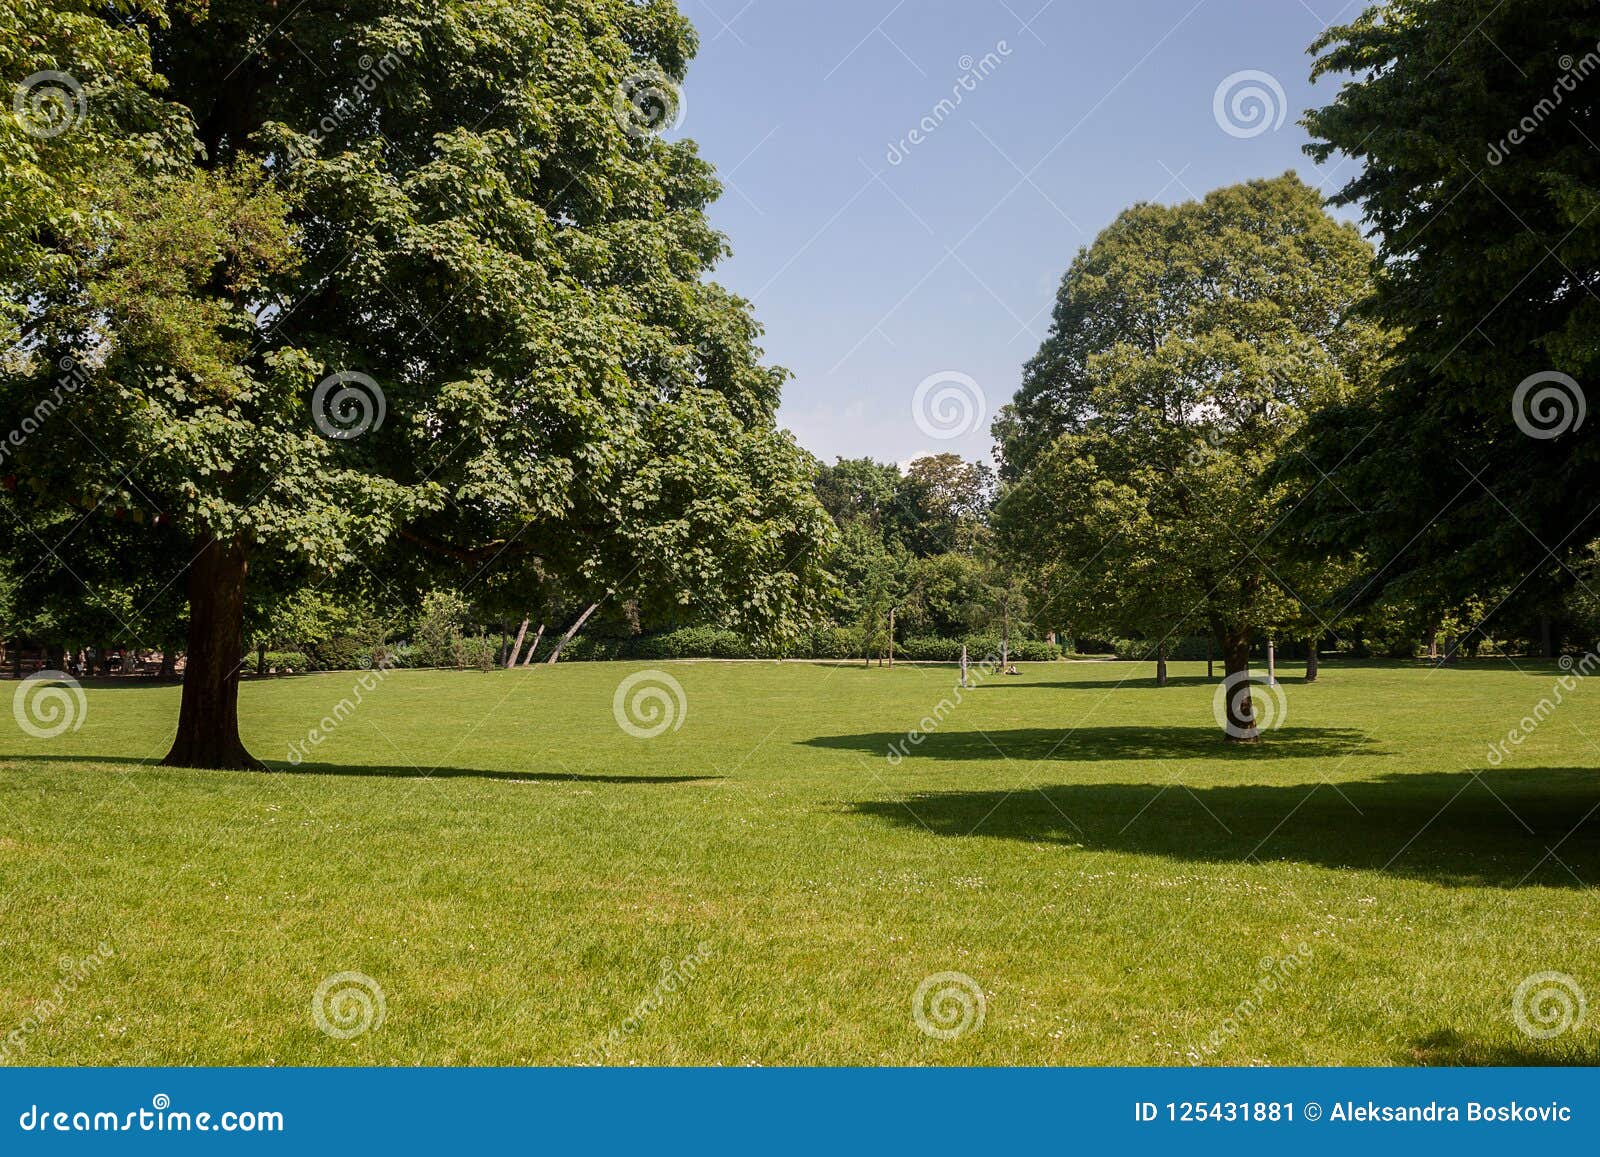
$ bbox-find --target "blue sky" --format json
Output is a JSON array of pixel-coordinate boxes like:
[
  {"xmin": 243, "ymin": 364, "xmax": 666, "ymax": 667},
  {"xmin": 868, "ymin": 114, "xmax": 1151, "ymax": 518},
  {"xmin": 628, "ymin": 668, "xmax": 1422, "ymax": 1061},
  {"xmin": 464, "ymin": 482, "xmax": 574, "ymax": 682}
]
[{"xmin": 671, "ymin": 0, "xmax": 1370, "ymax": 466}]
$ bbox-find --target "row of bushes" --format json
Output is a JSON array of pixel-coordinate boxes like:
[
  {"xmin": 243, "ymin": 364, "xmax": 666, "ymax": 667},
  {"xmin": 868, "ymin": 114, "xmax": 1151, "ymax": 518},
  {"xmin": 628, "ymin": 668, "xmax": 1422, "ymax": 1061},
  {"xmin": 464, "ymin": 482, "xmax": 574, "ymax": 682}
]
[
  {"xmin": 897, "ymin": 636, "xmax": 1062, "ymax": 662},
  {"xmin": 1082, "ymin": 637, "xmax": 1315, "ymax": 661},
  {"xmin": 251, "ymin": 627, "xmax": 1066, "ymax": 671}
]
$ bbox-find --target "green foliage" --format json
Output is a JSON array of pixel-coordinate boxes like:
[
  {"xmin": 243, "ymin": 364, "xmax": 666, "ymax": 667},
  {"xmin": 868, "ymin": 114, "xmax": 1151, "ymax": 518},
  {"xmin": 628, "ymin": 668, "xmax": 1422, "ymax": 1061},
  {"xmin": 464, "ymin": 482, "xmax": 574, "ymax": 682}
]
[
  {"xmin": 996, "ymin": 174, "xmax": 1392, "ymax": 659},
  {"xmin": 898, "ymin": 636, "xmax": 1061, "ymax": 663},
  {"xmin": 1291, "ymin": 0, "xmax": 1600, "ymax": 604},
  {"xmin": 260, "ymin": 651, "xmax": 309, "ymax": 674},
  {"xmin": 0, "ymin": 0, "xmax": 834, "ymax": 765},
  {"xmin": 0, "ymin": 0, "xmax": 187, "ymax": 345},
  {"xmin": 412, "ymin": 590, "xmax": 470, "ymax": 669}
]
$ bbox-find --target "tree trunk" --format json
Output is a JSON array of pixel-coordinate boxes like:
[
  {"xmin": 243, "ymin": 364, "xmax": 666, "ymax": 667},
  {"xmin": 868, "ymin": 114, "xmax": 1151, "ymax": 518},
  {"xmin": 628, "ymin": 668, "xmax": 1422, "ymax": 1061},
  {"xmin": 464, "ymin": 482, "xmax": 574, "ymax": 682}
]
[
  {"xmin": 546, "ymin": 603, "xmax": 599, "ymax": 665},
  {"xmin": 1206, "ymin": 636, "xmax": 1214, "ymax": 680},
  {"xmin": 162, "ymin": 536, "xmax": 260, "ymax": 770},
  {"xmin": 159, "ymin": 645, "xmax": 176, "ymax": 680},
  {"xmin": 507, "ymin": 617, "xmax": 530, "ymax": 668},
  {"xmin": 1305, "ymin": 637, "xmax": 1319, "ymax": 683},
  {"xmin": 888, "ymin": 608, "xmax": 894, "ymax": 669},
  {"xmin": 1155, "ymin": 641, "xmax": 1169, "ymax": 687},
  {"xmin": 1220, "ymin": 631, "xmax": 1257, "ymax": 742},
  {"xmin": 522, "ymin": 623, "xmax": 545, "ymax": 667},
  {"xmin": 1540, "ymin": 615, "xmax": 1554, "ymax": 659},
  {"xmin": 256, "ymin": 642, "xmax": 266, "ymax": 677}
]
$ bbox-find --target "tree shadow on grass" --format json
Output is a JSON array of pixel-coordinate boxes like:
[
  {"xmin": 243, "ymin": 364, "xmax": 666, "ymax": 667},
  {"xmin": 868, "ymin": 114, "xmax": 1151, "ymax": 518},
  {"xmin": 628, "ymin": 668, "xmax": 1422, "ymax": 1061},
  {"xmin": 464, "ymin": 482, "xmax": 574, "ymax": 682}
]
[
  {"xmin": 804, "ymin": 725, "xmax": 1372, "ymax": 762},
  {"xmin": 846, "ymin": 769, "xmax": 1600, "ymax": 888},
  {"xmin": 1403, "ymin": 1028, "xmax": 1600, "ymax": 1066},
  {"xmin": 982, "ymin": 675, "xmax": 1222, "ymax": 690},
  {"xmin": 0, "ymin": 753, "xmax": 719, "ymax": 786}
]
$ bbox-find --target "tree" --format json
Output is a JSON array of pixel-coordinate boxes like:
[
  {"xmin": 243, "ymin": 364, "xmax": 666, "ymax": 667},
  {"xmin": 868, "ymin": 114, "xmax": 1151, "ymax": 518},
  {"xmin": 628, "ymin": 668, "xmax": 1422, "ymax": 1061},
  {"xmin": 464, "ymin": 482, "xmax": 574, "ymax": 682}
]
[
  {"xmin": 1, "ymin": 1, "xmax": 831, "ymax": 767},
  {"xmin": 897, "ymin": 452, "xmax": 993, "ymax": 556},
  {"xmin": 1286, "ymin": 0, "xmax": 1600, "ymax": 612},
  {"xmin": 0, "ymin": 0, "xmax": 183, "ymax": 348},
  {"xmin": 814, "ymin": 458, "xmax": 903, "ymax": 534},
  {"xmin": 899, "ymin": 552, "xmax": 998, "ymax": 638},
  {"xmin": 995, "ymin": 175, "xmax": 1390, "ymax": 737}
]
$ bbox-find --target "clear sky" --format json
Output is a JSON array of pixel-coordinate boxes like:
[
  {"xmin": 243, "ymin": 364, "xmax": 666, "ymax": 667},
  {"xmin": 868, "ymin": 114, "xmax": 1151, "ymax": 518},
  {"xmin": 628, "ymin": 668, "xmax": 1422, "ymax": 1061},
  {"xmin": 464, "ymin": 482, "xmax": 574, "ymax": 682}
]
[{"xmin": 671, "ymin": 0, "xmax": 1369, "ymax": 467}]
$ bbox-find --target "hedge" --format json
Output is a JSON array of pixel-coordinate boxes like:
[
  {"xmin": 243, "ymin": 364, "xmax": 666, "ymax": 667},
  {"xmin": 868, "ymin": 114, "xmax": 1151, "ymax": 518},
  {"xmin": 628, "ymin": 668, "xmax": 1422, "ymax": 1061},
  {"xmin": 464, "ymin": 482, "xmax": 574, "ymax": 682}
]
[
  {"xmin": 1082, "ymin": 637, "xmax": 1312, "ymax": 661},
  {"xmin": 899, "ymin": 636, "xmax": 1062, "ymax": 662},
  {"xmin": 258, "ymin": 629, "xmax": 1067, "ymax": 669}
]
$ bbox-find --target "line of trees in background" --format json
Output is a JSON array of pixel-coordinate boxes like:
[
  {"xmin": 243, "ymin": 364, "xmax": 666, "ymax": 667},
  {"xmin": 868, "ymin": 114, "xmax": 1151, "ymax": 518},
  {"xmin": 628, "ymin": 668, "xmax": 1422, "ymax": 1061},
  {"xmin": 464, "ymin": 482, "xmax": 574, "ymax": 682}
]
[
  {"xmin": 4, "ymin": 0, "xmax": 1599, "ymax": 756},
  {"xmin": 991, "ymin": 0, "xmax": 1600, "ymax": 738}
]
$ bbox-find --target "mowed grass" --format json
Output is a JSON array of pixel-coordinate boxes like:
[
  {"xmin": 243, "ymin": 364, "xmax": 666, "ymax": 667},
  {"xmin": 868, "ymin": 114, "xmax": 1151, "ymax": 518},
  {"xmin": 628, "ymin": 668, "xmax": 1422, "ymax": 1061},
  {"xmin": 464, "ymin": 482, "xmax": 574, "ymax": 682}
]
[{"xmin": 2, "ymin": 658, "xmax": 1598, "ymax": 1066}]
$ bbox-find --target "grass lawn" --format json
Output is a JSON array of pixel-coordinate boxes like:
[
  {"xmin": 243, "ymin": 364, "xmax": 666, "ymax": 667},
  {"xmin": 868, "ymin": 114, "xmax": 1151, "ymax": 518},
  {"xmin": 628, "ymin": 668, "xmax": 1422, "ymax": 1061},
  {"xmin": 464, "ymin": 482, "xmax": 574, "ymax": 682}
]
[{"xmin": 1, "ymin": 658, "xmax": 1597, "ymax": 1066}]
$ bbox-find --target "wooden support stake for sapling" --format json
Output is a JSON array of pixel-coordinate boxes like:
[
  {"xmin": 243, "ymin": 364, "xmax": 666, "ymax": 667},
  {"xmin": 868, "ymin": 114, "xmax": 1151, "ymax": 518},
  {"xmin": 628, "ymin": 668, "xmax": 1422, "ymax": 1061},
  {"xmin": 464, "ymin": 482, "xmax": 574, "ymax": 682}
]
[
  {"xmin": 507, "ymin": 617, "xmax": 530, "ymax": 669},
  {"xmin": 547, "ymin": 603, "xmax": 599, "ymax": 665}
]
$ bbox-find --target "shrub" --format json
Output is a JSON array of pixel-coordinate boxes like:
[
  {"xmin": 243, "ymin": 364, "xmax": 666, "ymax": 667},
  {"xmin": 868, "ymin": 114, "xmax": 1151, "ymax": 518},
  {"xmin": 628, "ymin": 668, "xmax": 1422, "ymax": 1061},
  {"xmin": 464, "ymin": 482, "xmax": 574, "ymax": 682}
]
[
  {"xmin": 798, "ymin": 626, "xmax": 860, "ymax": 660},
  {"xmin": 359, "ymin": 643, "xmax": 410, "ymax": 670},
  {"xmin": 1097, "ymin": 636, "xmax": 1212, "ymax": 661},
  {"xmin": 261, "ymin": 650, "xmax": 309, "ymax": 673},
  {"xmin": 413, "ymin": 590, "xmax": 469, "ymax": 667},
  {"xmin": 306, "ymin": 634, "xmax": 367, "ymax": 671},
  {"xmin": 892, "ymin": 636, "xmax": 1061, "ymax": 663}
]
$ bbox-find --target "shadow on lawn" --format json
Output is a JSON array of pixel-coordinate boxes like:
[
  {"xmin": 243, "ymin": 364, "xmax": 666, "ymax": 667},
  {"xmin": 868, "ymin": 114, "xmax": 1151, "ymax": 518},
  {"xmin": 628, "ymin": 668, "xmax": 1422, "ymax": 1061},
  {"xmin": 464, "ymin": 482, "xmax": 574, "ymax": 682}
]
[
  {"xmin": 0, "ymin": 754, "xmax": 718, "ymax": 785},
  {"xmin": 276, "ymin": 763, "xmax": 722, "ymax": 785},
  {"xmin": 1404, "ymin": 1028, "xmax": 1600, "ymax": 1066},
  {"xmin": 982, "ymin": 675, "xmax": 1226, "ymax": 690},
  {"xmin": 804, "ymin": 725, "xmax": 1372, "ymax": 762},
  {"xmin": 846, "ymin": 769, "xmax": 1600, "ymax": 888}
]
